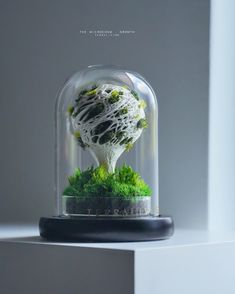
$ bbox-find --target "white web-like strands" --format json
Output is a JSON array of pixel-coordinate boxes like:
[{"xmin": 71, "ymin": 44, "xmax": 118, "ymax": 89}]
[{"xmin": 70, "ymin": 84, "xmax": 146, "ymax": 172}]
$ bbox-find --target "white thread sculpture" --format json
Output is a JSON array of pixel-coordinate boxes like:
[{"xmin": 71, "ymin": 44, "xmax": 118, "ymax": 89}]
[{"xmin": 69, "ymin": 83, "xmax": 148, "ymax": 173}]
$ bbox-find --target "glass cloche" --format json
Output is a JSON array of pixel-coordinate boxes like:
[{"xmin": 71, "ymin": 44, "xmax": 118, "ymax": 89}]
[{"xmin": 39, "ymin": 65, "xmax": 173, "ymax": 242}]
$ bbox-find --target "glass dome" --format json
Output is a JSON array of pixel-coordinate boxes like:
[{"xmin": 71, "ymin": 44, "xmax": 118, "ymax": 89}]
[{"xmin": 55, "ymin": 65, "xmax": 159, "ymax": 218}]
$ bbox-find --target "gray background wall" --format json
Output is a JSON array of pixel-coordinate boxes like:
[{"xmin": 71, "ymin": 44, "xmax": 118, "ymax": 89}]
[{"xmin": 0, "ymin": 0, "xmax": 209, "ymax": 228}]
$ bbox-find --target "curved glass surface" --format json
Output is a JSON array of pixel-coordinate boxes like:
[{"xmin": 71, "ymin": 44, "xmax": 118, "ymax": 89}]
[{"xmin": 55, "ymin": 65, "xmax": 159, "ymax": 217}]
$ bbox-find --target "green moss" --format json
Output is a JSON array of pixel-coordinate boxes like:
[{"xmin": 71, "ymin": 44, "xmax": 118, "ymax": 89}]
[
  {"xmin": 131, "ymin": 90, "xmax": 139, "ymax": 101},
  {"xmin": 67, "ymin": 105, "xmax": 74, "ymax": 116},
  {"xmin": 119, "ymin": 107, "xmax": 128, "ymax": 115},
  {"xmin": 120, "ymin": 137, "xmax": 133, "ymax": 145},
  {"xmin": 108, "ymin": 90, "xmax": 120, "ymax": 104},
  {"xmin": 63, "ymin": 164, "xmax": 152, "ymax": 198},
  {"xmin": 137, "ymin": 118, "xmax": 148, "ymax": 129},
  {"xmin": 63, "ymin": 185, "xmax": 79, "ymax": 196},
  {"xmin": 115, "ymin": 107, "xmax": 128, "ymax": 118},
  {"xmin": 73, "ymin": 131, "xmax": 81, "ymax": 138},
  {"xmin": 111, "ymin": 90, "xmax": 119, "ymax": 97},
  {"xmin": 139, "ymin": 100, "xmax": 147, "ymax": 109},
  {"xmin": 108, "ymin": 96, "xmax": 119, "ymax": 104},
  {"xmin": 86, "ymin": 89, "xmax": 97, "ymax": 96},
  {"xmin": 125, "ymin": 142, "xmax": 134, "ymax": 151}
]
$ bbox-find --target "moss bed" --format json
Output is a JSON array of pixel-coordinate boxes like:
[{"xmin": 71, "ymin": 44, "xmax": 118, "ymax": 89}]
[{"xmin": 63, "ymin": 165, "xmax": 152, "ymax": 216}]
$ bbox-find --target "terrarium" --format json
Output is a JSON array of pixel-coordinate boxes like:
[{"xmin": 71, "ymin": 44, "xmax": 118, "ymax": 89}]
[{"xmin": 39, "ymin": 65, "xmax": 173, "ymax": 241}]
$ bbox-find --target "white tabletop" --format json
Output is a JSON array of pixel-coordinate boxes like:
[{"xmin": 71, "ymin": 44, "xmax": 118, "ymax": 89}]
[{"xmin": 1, "ymin": 224, "xmax": 235, "ymax": 251}]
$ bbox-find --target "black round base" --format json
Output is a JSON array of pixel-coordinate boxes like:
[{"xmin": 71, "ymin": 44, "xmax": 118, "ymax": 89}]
[{"xmin": 39, "ymin": 216, "xmax": 174, "ymax": 242}]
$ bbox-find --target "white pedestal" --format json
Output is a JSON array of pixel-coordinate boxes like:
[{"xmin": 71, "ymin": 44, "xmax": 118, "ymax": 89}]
[{"xmin": 1, "ymin": 225, "xmax": 235, "ymax": 294}]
